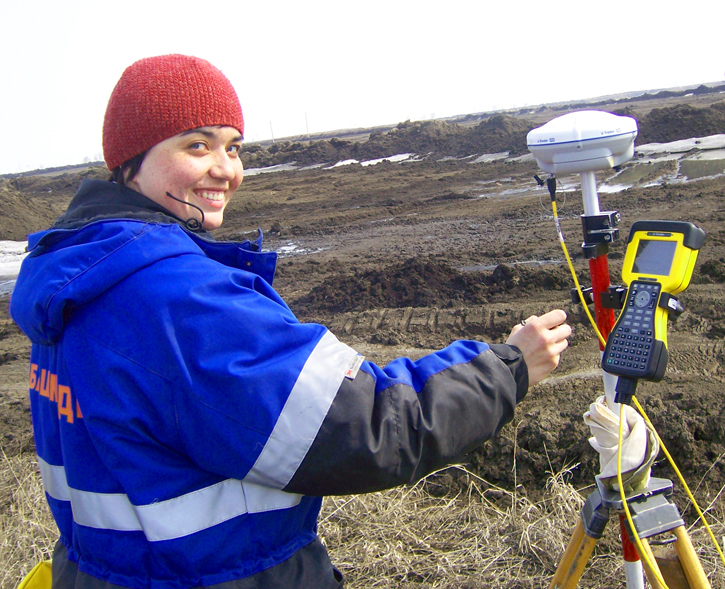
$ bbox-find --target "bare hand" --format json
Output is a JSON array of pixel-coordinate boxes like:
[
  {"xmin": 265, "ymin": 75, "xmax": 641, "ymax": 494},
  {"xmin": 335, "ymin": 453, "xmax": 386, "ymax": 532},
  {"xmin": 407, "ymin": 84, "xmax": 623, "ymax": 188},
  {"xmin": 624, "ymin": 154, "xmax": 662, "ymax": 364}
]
[{"xmin": 506, "ymin": 309, "xmax": 571, "ymax": 386}]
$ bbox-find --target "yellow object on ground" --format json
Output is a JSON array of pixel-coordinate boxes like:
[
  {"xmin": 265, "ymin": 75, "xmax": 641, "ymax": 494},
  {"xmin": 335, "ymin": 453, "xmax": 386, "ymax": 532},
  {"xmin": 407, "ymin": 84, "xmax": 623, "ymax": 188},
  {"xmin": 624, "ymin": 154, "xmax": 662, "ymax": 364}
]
[{"xmin": 17, "ymin": 561, "xmax": 52, "ymax": 589}]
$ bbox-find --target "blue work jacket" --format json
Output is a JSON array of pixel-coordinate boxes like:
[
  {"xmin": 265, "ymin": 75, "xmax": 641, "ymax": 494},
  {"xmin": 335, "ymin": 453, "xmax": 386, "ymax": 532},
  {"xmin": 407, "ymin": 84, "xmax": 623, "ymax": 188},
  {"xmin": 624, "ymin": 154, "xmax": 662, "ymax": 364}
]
[{"xmin": 10, "ymin": 180, "xmax": 528, "ymax": 588}]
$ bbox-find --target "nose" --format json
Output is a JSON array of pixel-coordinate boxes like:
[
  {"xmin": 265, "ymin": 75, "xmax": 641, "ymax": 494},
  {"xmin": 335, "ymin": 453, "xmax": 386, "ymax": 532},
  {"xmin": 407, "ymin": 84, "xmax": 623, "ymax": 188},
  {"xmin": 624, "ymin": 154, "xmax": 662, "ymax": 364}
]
[{"xmin": 209, "ymin": 148, "xmax": 236, "ymax": 181}]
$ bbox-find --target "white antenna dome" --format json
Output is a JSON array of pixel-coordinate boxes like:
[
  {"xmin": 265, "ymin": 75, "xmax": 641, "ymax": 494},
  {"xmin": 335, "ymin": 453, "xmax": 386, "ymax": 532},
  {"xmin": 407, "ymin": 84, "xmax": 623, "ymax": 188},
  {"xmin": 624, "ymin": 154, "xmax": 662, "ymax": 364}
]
[{"xmin": 527, "ymin": 110, "xmax": 638, "ymax": 175}]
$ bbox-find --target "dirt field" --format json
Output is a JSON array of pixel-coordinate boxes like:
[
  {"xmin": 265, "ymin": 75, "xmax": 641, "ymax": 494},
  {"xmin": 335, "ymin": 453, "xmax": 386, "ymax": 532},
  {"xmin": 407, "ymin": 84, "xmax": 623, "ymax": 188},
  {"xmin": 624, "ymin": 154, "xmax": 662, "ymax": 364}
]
[{"xmin": 1, "ymin": 88, "xmax": 725, "ymax": 585}]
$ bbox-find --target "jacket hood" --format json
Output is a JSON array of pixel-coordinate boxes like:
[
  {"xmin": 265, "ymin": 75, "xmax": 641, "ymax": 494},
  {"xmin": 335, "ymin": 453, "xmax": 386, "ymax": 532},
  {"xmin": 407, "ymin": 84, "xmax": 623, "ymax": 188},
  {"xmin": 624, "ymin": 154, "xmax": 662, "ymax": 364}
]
[{"xmin": 10, "ymin": 180, "xmax": 275, "ymax": 346}]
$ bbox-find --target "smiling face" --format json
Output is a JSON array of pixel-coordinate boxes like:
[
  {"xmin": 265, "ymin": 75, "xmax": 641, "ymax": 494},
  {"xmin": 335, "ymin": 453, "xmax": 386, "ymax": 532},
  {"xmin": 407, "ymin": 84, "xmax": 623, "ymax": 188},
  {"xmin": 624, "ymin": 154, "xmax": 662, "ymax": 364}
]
[{"xmin": 127, "ymin": 126, "xmax": 244, "ymax": 230}]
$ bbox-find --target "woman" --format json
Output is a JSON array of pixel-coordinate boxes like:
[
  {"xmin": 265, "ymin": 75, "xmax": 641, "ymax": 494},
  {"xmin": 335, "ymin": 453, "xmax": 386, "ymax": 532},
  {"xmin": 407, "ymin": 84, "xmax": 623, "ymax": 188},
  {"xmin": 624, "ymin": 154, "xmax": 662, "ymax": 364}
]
[{"xmin": 11, "ymin": 54, "xmax": 571, "ymax": 589}]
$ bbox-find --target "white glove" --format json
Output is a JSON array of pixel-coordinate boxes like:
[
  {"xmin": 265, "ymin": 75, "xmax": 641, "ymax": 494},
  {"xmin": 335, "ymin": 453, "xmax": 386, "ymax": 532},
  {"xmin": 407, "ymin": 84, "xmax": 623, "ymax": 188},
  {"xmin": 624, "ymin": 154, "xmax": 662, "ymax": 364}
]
[{"xmin": 583, "ymin": 395, "xmax": 660, "ymax": 492}]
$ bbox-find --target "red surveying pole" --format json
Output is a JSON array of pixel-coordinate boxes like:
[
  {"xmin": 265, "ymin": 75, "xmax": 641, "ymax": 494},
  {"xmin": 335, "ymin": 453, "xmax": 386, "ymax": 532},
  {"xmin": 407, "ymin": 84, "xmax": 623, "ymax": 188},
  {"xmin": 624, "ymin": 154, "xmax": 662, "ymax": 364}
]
[
  {"xmin": 588, "ymin": 254, "xmax": 615, "ymax": 348},
  {"xmin": 580, "ymin": 171, "xmax": 645, "ymax": 589}
]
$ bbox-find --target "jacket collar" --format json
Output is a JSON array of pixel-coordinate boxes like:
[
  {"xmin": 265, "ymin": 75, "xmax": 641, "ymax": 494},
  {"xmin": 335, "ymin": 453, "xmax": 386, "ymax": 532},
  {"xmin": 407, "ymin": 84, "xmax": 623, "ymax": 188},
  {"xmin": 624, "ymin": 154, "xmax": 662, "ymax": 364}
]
[{"xmin": 53, "ymin": 179, "xmax": 214, "ymax": 236}]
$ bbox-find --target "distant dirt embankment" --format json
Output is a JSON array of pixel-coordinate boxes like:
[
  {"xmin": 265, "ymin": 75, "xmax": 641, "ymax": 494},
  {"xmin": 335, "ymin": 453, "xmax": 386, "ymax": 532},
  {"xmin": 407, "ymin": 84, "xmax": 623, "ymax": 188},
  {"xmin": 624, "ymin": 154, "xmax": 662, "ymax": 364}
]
[
  {"xmin": 1, "ymin": 85, "xmax": 724, "ymax": 241},
  {"xmin": 240, "ymin": 84, "xmax": 725, "ymax": 169}
]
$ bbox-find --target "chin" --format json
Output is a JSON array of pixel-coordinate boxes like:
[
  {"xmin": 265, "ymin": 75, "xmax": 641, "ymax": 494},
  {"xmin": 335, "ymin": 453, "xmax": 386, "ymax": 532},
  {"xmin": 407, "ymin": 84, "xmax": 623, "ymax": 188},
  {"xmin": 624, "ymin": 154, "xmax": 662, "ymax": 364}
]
[{"xmin": 202, "ymin": 217, "xmax": 224, "ymax": 231}]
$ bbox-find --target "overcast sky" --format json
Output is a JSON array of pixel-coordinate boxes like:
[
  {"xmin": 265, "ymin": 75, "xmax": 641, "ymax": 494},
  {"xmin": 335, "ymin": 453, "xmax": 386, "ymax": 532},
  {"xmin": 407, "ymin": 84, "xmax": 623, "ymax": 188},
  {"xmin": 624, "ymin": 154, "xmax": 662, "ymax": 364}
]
[{"xmin": 0, "ymin": 0, "xmax": 722, "ymax": 174}]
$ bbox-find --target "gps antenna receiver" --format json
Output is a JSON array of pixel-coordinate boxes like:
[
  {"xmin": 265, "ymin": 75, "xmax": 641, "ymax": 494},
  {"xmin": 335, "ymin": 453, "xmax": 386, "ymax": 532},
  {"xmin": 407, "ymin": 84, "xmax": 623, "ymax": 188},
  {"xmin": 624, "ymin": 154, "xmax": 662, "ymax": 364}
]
[{"xmin": 527, "ymin": 110, "xmax": 637, "ymax": 176}]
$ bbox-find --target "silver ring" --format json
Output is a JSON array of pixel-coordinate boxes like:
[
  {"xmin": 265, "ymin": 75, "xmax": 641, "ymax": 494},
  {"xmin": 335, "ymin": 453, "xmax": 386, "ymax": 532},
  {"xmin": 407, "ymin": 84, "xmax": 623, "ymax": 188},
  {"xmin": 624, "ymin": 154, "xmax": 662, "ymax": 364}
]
[{"xmin": 520, "ymin": 320, "xmax": 527, "ymax": 327}]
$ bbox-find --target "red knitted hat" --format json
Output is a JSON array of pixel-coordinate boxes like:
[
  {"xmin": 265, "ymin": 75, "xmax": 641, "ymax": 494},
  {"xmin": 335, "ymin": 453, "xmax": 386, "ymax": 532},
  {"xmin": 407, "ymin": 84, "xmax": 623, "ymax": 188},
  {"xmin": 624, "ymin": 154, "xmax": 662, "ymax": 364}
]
[{"xmin": 102, "ymin": 54, "xmax": 244, "ymax": 170}]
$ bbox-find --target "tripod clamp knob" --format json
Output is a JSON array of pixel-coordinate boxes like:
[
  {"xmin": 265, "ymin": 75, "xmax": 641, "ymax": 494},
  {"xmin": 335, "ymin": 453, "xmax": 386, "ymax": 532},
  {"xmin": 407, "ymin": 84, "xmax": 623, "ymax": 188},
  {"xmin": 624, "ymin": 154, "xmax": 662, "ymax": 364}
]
[
  {"xmin": 581, "ymin": 211, "xmax": 621, "ymax": 259},
  {"xmin": 570, "ymin": 285, "xmax": 628, "ymax": 310}
]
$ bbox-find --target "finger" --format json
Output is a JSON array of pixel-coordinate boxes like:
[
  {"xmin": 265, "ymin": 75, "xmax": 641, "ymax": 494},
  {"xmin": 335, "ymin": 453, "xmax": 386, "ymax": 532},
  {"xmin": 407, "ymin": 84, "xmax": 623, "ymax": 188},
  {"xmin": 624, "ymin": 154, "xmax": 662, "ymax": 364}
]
[
  {"xmin": 531, "ymin": 322, "xmax": 570, "ymax": 346},
  {"xmin": 522, "ymin": 314, "xmax": 538, "ymax": 325},
  {"xmin": 536, "ymin": 309, "xmax": 568, "ymax": 330},
  {"xmin": 513, "ymin": 314, "xmax": 538, "ymax": 332},
  {"xmin": 537, "ymin": 326, "xmax": 570, "ymax": 349},
  {"xmin": 548, "ymin": 323, "xmax": 572, "ymax": 342},
  {"xmin": 551, "ymin": 338, "xmax": 569, "ymax": 355}
]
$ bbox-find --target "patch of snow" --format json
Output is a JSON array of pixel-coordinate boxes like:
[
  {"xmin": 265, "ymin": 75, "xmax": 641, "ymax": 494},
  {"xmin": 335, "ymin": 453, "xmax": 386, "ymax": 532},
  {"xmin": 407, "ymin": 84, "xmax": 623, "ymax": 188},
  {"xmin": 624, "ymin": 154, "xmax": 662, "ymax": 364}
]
[
  {"xmin": 508, "ymin": 153, "xmax": 536, "ymax": 164},
  {"xmin": 598, "ymin": 183, "xmax": 633, "ymax": 194},
  {"xmin": 471, "ymin": 152, "xmax": 509, "ymax": 164},
  {"xmin": 276, "ymin": 241, "xmax": 328, "ymax": 258},
  {"xmin": 328, "ymin": 159, "xmax": 360, "ymax": 168},
  {"xmin": 636, "ymin": 134, "xmax": 725, "ymax": 154},
  {"xmin": 245, "ymin": 162, "xmax": 299, "ymax": 176},
  {"xmin": 0, "ymin": 240, "xmax": 28, "ymax": 278},
  {"xmin": 685, "ymin": 148, "xmax": 725, "ymax": 161},
  {"xmin": 361, "ymin": 153, "xmax": 413, "ymax": 166}
]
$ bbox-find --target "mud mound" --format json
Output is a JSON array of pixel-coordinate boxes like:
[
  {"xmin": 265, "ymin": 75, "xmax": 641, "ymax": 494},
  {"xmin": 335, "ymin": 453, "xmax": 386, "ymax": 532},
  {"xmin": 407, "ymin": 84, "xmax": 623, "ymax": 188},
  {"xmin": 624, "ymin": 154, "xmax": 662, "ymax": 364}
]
[
  {"xmin": 244, "ymin": 138, "xmax": 353, "ymax": 168},
  {"xmin": 467, "ymin": 115, "xmax": 532, "ymax": 154},
  {"xmin": 363, "ymin": 120, "xmax": 467, "ymax": 159},
  {"xmin": 241, "ymin": 98, "xmax": 725, "ymax": 171},
  {"xmin": 0, "ymin": 168, "xmax": 107, "ymax": 241},
  {"xmin": 633, "ymin": 101, "xmax": 725, "ymax": 144},
  {"xmin": 294, "ymin": 258, "xmax": 486, "ymax": 313},
  {"xmin": 241, "ymin": 116, "xmax": 535, "ymax": 169},
  {"xmin": 293, "ymin": 258, "xmax": 571, "ymax": 314},
  {"xmin": 358, "ymin": 117, "xmax": 533, "ymax": 159},
  {"xmin": 699, "ymin": 258, "xmax": 725, "ymax": 283},
  {"xmin": 0, "ymin": 180, "xmax": 66, "ymax": 241}
]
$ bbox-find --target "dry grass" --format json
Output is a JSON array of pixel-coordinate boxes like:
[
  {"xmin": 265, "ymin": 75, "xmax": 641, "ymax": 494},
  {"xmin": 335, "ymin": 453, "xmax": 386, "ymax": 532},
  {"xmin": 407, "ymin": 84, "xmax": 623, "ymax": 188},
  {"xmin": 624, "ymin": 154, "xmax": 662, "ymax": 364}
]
[
  {"xmin": 321, "ymin": 465, "xmax": 610, "ymax": 588},
  {"xmin": 1, "ymin": 455, "xmax": 723, "ymax": 589},
  {"xmin": 0, "ymin": 450, "xmax": 55, "ymax": 589},
  {"xmin": 321, "ymin": 465, "xmax": 725, "ymax": 589}
]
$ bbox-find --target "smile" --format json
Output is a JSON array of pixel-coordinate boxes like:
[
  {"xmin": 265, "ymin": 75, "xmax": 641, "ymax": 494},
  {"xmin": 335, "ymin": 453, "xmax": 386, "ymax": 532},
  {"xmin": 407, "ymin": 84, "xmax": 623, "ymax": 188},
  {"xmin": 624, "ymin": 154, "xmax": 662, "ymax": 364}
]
[{"xmin": 197, "ymin": 190, "xmax": 225, "ymax": 202}]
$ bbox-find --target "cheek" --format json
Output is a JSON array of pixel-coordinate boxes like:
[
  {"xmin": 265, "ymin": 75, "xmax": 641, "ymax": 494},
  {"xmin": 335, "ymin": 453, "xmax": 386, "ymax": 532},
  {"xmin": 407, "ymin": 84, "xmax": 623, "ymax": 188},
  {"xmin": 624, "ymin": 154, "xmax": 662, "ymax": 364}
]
[
  {"xmin": 168, "ymin": 161, "xmax": 203, "ymax": 189},
  {"xmin": 140, "ymin": 162, "xmax": 179, "ymax": 195},
  {"xmin": 230, "ymin": 164, "xmax": 244, "ymax": 192}
]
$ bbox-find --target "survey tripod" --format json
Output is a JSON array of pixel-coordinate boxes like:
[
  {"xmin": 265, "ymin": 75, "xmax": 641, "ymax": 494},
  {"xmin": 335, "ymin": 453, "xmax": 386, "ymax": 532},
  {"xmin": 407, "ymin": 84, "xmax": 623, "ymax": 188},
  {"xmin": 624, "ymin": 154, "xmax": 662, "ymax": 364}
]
[{"xmin": 545, "ymin": 174, "xmax": 711, "ymax": 589}]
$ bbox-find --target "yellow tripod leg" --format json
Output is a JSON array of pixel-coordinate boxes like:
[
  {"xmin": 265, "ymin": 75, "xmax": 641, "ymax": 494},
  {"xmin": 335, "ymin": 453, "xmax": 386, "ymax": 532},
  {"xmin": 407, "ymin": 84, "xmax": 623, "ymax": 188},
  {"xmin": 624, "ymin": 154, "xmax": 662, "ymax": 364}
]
[
  {"xmin": 637, "ymin": 538, "xmax": 668, "ymax": 589},
  {"xmin": 549, "ymin": 519, "xmax": 599, "ymax": 589},
  {"xmin": 673, "ymin": 525, "xmax": 712, "ymax": 589},
  {"xmin": 549, "ymin": 520, "xmax": 585, "ymax": 589}
]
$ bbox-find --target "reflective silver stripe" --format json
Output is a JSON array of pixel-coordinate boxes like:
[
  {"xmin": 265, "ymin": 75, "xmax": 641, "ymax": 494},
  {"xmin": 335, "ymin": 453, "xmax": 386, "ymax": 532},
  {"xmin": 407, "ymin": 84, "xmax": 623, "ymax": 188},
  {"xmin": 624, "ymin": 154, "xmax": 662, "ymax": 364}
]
[
  {"xmin": 38, "ymin": 456, "xmax": 70, "ymax": 501},
  {"xmin": 245, "ymin": 330, "xmax": 359, "ymax": 489},
  {"xmin": 70, "ymin": 487, "xmax": 142, "ymax": 532},
  {"xmin": 243, "ymin": 481, "xmax": 301, "ymax": 514},
  {"xmin": 37, "ymin": 457, "xmax": 302, "ymax": 541},
  {"xmin": 135, "ymin": 479, "xmax": 248, "ymax": 541}
]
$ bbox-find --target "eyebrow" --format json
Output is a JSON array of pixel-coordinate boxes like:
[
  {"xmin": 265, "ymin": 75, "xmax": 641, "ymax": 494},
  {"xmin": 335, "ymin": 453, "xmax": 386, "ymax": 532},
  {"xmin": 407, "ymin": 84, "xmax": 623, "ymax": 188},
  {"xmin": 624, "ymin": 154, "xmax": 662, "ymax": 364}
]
[{"xmin": 181, "ymin": 127, "xmax": 243, "ymax": 142}]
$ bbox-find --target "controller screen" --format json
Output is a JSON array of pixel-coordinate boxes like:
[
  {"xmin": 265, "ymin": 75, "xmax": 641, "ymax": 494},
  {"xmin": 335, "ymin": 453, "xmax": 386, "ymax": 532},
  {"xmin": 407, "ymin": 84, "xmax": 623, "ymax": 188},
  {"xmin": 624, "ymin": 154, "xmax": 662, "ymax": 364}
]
[{"xmin": 632, "ymin": 239, "xmax": 677, "ymax": 276}]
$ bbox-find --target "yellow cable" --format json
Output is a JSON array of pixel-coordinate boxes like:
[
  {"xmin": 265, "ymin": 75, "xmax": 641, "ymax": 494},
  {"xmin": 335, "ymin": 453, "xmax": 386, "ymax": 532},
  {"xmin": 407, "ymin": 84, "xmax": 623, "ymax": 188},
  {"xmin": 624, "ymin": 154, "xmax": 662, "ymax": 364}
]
[
  {"xmin": 617, "ymin": 404, "xmax": 670, "ymax": 589},
  {"xmin": 633, "ymin": 396, "xmax": 725, "ymax": 568},
  {"xmin": 551, "ymin": 200, "xmax": 607, "ymax": 348}
]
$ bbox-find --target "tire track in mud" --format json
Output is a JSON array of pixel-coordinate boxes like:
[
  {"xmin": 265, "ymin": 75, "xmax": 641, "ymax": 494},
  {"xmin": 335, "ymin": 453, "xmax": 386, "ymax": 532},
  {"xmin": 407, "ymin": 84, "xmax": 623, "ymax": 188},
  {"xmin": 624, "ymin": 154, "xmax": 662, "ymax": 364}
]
[
  {"xmin": 318, "ymin": 303, "xmax": 725, "ymax": 385},
  {"xmin": 321, "ymin": 303, "xmax": 552, "ymax": 340},
  {"xmin": 667, "ymin": 339, "xmax": 725, "ymax": 378}
]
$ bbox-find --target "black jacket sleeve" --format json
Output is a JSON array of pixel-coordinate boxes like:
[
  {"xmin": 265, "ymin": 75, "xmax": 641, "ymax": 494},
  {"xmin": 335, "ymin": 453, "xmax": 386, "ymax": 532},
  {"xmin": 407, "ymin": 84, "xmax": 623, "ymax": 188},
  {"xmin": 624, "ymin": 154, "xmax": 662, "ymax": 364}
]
[{"xmin": 285, "ymin": 343, "xmax": 527, "ymax": 496}]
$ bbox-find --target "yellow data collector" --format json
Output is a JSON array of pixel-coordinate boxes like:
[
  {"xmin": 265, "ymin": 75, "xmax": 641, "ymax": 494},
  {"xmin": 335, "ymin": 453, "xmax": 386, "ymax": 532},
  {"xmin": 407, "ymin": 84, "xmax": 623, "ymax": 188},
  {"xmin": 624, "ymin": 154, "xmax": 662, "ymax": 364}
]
[{"xmin": 602, "ymin": 220, "xmax": 705, "ymax": 385}]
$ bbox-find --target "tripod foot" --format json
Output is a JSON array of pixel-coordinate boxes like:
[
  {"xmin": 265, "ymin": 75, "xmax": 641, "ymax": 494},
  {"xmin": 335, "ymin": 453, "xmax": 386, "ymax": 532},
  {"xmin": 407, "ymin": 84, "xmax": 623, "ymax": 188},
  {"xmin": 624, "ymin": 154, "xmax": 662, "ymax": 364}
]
[{"xmin": 673, "ymin": 526, "xmax": 712, "ymax": 589}]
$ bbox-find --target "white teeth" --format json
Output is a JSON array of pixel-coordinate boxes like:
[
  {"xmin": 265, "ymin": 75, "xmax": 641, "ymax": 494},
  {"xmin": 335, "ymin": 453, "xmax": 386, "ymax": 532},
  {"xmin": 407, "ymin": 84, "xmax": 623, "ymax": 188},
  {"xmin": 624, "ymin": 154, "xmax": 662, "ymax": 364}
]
[{"xmin": 199, "ymin": 191, "xmax": 224, "ymax": 201}]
